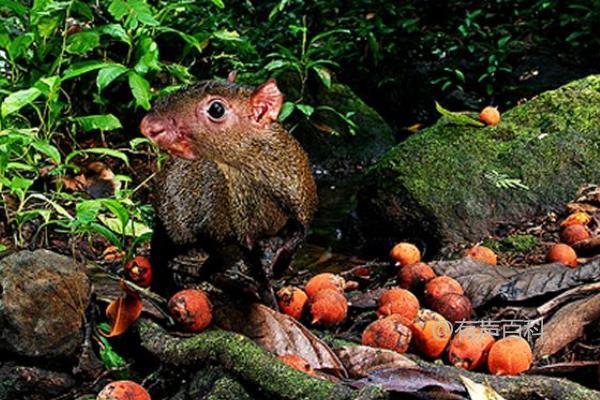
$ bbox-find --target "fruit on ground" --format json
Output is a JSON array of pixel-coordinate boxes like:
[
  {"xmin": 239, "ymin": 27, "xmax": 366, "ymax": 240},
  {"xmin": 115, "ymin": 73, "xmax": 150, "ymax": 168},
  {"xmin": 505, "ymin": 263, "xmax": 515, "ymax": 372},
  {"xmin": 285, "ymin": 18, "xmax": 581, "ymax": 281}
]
[
  {"xmin": 362, "ymin": 315, "xmax": 413, "ymax": 354},
  {"xmin": 124, "ymin": 256, "xmax": 153, "ymax": 287},
  {"xmin": 277, "ymin": 354, "xmax": 316, "ymax": 376},
  {"xmin": 425, "ymin": 276, "xmax": 464, "ymax": 306},
  {"xmin": 390, "ymin": 242, "xmax": 421, "ymax": 266},
  {"xmin": 430, "ymin": 293, "xmax": 472, "ymax": 323},
  {"xmin": 561, "ymin": 211, "xmax": 591, "ymax": 227},
  {"xmin": 464, "ymin": 245, "xmax": 497, "ymax": 265},
  {"xmin": 277, "ymin": 286, "xmax": 308, "ymax": 320},
  {"xmin": 168, "ymin": 289, "xmax": 212, "ymax": 332},
  {"xmin": 487, "ymin": 336, "xmax": 533, "ymax": 375},
  {"xmin": 559, "ymin": 224, "xmax": 590, "ymax": 245},
  {"xmin": 398, "ymin": 262, "xmax": 436, "ymax": 291},
  {"xmin": 304, "ymin": 273, "xmax": 345, "ymax": 298},
  {"xmin": 97, "ymin": 380, "xmax": 150, "ymax": 400},
  {"xmin": 310, "ymin": 289, "xmax": 348, "ymax": 326},
  {"xmin": 377, "ymin": 288, "xmax": 420, "ymax": 322},
  {"xmin": 447, "ymin": 327, "xmax": 495, "ymax": 370},
  {"xmin": 546, "ymin": 243, "xmax": 578, "ymax": 267},
  {"xmin": 479, "ymin": 106, "xmax": 500, "ymax": 126},
  {"xmin": 410, "ymin": 309, "xmax": 452, "ymax": 358}
]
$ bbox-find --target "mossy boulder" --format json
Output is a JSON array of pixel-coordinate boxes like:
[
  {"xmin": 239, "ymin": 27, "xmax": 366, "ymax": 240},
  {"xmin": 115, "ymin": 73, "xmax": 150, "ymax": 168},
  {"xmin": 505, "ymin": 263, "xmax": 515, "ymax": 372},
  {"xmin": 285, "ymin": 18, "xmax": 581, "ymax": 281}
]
[{"xmin": 357, "ymin": 75, "xmax": 600, "ymax": 252}]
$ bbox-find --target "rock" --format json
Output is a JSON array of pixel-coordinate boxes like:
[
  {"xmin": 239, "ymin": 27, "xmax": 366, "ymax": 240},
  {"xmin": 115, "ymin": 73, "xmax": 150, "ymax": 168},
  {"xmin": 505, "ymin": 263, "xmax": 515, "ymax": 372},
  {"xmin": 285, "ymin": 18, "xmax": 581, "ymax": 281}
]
[
  {"xmin": 357, "ymin": 75, "xmax": 600, "ymax": 252},
  {"xmin": 0, "ymin": 250, "xmax": 91, "ymax": 358}
]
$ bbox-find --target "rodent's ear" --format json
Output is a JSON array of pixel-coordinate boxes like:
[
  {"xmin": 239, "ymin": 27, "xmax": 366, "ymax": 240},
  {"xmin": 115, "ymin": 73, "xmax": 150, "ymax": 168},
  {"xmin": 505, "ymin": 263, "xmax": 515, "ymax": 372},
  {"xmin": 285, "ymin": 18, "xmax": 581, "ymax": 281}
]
[
  {"xmin": 249, "ymin": 79, "xmax": 283, "ymax": 126},
  {"xmin": 227, "ymin": 70, "xmax": 237, "ymax": 82}
]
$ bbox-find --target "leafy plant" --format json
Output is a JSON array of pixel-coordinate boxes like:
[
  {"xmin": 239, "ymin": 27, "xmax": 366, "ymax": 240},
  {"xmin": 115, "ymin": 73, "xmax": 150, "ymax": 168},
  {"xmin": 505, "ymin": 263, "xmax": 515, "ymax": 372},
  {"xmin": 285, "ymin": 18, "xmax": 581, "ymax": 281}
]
[{"xmin": 484, "ymin": 170, "xmax": 529, "ymax": 191}]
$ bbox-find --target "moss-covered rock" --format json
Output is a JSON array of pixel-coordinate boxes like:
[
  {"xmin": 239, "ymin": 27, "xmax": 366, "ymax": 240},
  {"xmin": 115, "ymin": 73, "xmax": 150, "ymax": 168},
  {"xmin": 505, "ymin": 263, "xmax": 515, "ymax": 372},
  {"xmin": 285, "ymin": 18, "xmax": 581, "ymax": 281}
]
[{"xmin": 358, "ymin": 75, "xmax": 600, "ymax": 251}]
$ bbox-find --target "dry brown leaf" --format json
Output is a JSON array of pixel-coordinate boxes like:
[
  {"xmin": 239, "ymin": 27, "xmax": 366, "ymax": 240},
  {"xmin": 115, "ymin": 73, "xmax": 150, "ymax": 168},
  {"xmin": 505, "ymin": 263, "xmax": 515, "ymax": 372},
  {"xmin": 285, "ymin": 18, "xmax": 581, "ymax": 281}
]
[
  {"xmin": 63, "ymin": 161, "xmax": 119, "ymax": 198},
  {"xmin": 534, "ymin": 293, "xmax": 600, "ymax": 358},
  {"xmin": 350, "ymin": 367, "xmax": 465, "ymax": 394},
  {"xmin": 102, "ymin": 282, "xmax": 143, "ymax": 337},
  {"xmin": 334, "ymin": 345, "xmax": 418, "ymax": 378},
  {"xmin": 215, "ymin": 303, "xmax": 347, "ymax": 378}
]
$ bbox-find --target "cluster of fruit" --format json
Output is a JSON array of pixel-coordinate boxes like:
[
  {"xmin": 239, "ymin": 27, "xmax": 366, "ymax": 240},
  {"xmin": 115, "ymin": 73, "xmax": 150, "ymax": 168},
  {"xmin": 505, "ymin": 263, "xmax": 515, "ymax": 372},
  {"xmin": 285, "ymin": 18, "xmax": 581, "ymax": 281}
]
[{"xmin": 546, "ymin": 211, "xmax": 593, "ymax": 267}]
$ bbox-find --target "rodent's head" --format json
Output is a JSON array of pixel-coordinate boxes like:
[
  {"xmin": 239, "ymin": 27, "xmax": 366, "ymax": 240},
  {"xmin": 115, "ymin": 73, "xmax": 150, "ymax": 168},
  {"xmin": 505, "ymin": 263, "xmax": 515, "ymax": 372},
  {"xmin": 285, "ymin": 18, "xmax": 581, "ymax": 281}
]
[{"xmin": 140, "ymin": 79, "xmax": 283, "ymax": 160}]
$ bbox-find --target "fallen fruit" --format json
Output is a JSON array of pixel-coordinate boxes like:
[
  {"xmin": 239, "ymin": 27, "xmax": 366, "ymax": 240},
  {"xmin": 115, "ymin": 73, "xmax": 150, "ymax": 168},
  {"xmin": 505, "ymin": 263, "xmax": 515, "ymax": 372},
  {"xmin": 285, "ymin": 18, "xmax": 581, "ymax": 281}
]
[
  {"xmin": 398, "ymin": 262, "xmax": 436, "ymax": 291},
  {"xmin": 430, "ymin": 293, "xmax": 472, "ymax": 323},
  {"xmin": 304, "ymin": 273, "xmax": 345, "ymax": 298},
  {"xmin": 425, "ymin": 276, "xmax": 464, "ymax": 307},
  {"xmin": 559, "ymin": 224, "xmax": 590, "ymax": 245},
  {"xmin": 464, "ymin": 245, "xmax": 497, "ymax": 265},
  {"xmin": 310, "ymin": 288, "xmax": 348, "ymax": 326},
  {"xmin": 362, "ymin": 315, "xmax": 413, "ymax": 354},
  {"xmin": 410, "ymin": 309, "xmax": 452, "ymax": 359},
  {"xmin": 277, "ymin": 354, "xmax": 316, "ymax": 376},
  {"xmin": 277, "ymin": 286, "xmax": 308, "ymax": 320},
  {"xmin": 97, "ymin": 380, "xmax": 150, "ymax": 400},
  {"xmin": 479, "ymin": 106, "xmax": 500, "ymax": 126},
  {"xmin": 168, "ymin": 289, "xmax": 212, "ymax": 332},
  {"xmin": 561, "ymin": 211, "xmax": 591, "ymax": 227},
  {"xmin": 390, "ymin": 242, "xmax": 421, "ymax": 266},
  {"xmin": 448, "ymin": 327, "xmax": 495, "ymax": 371},
  {"xmin": 377, "ymin": 287, "xmax": 420, "ymax": 322},
  {"xmin": 124, "ymin": 256, "xmax": 153, "ymax": 287},
  {"xmin": 487, "ymin": 336, "xmax": 532, "ymax": 375},
  {"xmin": 546, "ymin": 243, "xmax": 578, "ymax": 267}
]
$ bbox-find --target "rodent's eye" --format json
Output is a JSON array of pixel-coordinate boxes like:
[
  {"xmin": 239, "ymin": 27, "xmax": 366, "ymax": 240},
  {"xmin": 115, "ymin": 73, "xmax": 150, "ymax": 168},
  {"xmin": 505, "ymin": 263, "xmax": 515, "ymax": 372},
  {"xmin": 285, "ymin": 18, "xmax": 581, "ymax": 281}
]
[{"xmin": 207, "ymin": 100, "xmax": 226, "ymax": 121}]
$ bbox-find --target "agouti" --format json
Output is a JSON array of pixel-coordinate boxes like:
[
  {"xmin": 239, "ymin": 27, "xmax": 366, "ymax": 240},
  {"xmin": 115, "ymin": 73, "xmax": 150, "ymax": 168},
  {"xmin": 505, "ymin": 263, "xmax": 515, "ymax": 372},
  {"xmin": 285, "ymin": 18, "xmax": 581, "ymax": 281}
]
[{"xmin": 140, "ymin": 78, "xmax": 317, "ymax": 305}]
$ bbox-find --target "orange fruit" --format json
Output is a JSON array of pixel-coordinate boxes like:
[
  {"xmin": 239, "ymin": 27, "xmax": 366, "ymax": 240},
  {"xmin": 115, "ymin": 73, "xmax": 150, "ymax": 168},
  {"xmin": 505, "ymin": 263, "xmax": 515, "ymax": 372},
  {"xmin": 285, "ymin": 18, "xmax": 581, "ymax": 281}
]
[
  {"xmin": 465, "ymin": 245, "xmax": 497, "ymax": 265},
  {"xmin": 487, "ymin": 336, "xmax": 532, "ymax": 375},
  {"xmin": 546, "ymin": 243, "xmax": 578, "ymax": 267},
  {"xmin": 390, "ymin": 242, "xmax": 421, "ymax": 266},
  {"xmin": 479, "ymin": 106, "xmax": 500, "ymax": 126}
]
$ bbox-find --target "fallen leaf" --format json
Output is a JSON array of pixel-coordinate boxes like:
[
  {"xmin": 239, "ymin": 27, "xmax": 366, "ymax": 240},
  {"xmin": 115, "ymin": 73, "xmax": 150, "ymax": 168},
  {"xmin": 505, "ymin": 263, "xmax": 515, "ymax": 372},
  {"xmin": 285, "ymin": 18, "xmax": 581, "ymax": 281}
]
[
  {"xmin": 102, "ymin": 245, "xmax": 124, "ymax": 261},
  {"xmin": 334, "ymin": 345, "xmax": 418, "ymax": 378},
  {"xmin": 460, "ymin": 376, "xmax": 505, "ymax": 400},
  {"xmin": 534, "ymin": 293, "xmax": 600, "ymax": 358},
  {"xmin": 64, "ymin": 161, "xmax": 119, "ymax": 198},
  {"xmin": 350, "ymin": 367, "xmax": 465, "ymax": 394},
  {"xmin": 431, "ymin": 257, "xmax": 600, "ymax": 308},
  {"xmin": 102, "ymin": 282, "xmax": 143, "ymax": 337},
  {"xmin": 347, "ymin": 288, "xmax": 386, "ymax": 310},
  {"xmin": 215, "ymin": 303, "xmax": 347, "ymax": 378}
]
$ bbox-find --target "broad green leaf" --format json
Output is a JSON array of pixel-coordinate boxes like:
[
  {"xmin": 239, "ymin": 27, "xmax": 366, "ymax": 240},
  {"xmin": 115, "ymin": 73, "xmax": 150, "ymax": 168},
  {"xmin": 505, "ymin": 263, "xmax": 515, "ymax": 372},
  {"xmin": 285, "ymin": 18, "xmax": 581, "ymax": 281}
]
[
  {"xmin": 96, "ymin": 64, "xmax": 128, "ymax": 92},
  {"xmin": 278, "ymin": 102, "xmax": 295, "ymax": 121},
  {"xmin": 72, "ymin": 1, "xmax": 94, "ymax": 20},
  {"xmin": 130, "ymin": 0, "xmax": 159, "ymax": 26},
  {"xmin": 66, "ymin": 31, "xmax": 100, "ymax": 54},
  {"xmin": 99, "ymin": 215, "xmax": 152, "ymax": 237},
  {"xmin": 1, "ymin": 87, "xmax": 42, "ymax": 118},
  {"xmin": 434, "ymin": 102, "xmax": 485, "ymax": 127},
  {"xmin": 97, "ymin": 333, "xmax": 129, "ymax": 379},
  {"xmin": 134, "ymin": 36, "xmax": 159, "ymax": 74},
  {"xmin": 8, "ymin": 33, "xmax": 34, "ymax": 60},
  {"xmin": 96, "ymin": 24, "xmax": 131, "ymax": 44},
  {"xmin": 265, "ymin": 59, "xmax": 288, "ymax": 71},
  {"xmin": 62, "ymin": 61, "xmax": 113, "ymax": 81},
  {"xmin": 157, "ymin": 27, "xmax": 207, "ymax": 53},
  {"xmin": 296, "ymin": 104, "xmax": 314, "ymax": 117},
  {"xmin": 0, "ymin": 0, "xmax": 28, "ymax": 16},
  {"xmin": 66, "ymin": 148, "xmax": 130, "ymax": 166},
  {"xmin": 313, "ymin": 66, "xmax": 331, "ymax": 88},
  {"xmin": 100, "ymin": 199, "xmax": 129, "ymax": 228},
  {"xmin": 32, "ymin": 141, "xmax": 61, "ymax": 163},
  {"xmin": 108, "ymin": 0, "xmax": 128, "ymax": 20},
  {"xmin": 128, "ymin": 71, "xmax": 151, "ymax": 110},
  {"xmin": 212, "ymin": 30, "xmax": 240, "ymax": 41},
  {"xmin": 73, "ymin": 114, "xmax": 122, "ymax": 131},
  {"xmin": 90, "ymin": 222, "xmax": 121, "ymax": 247},
  {"xmin": 210, "ymin": 0, "xmax": 225, "ymax": 8}
]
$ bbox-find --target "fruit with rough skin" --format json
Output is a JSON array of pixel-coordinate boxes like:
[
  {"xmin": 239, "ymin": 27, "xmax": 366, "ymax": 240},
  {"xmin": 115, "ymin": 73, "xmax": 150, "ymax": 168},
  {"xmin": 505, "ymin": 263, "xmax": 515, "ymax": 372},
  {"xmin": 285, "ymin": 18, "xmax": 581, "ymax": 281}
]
[
  {"xmin": 398, "ymin": 262, "xmax": 436, "ymax": 292},
  {"xmin": 448, "ymin": 327, "xmax": 495, "ymax": 371},
  {"xmin": 479, "ymin": 106, "xmax": 500, "ymax": 126},
  {"xmin": 304, "ymin": 273, "xmax": 345, "ymax": 298},
  {"xmin": 124, "ymin": 256, "xmax": 153, "ymax": 287},
  {"xmin": 430, "ymin": 293, "xmax": 472, "ymax": 323},
  {"xmin": 277, "ymin": 354, "xmax": 316, "ymax": 376},
  {"xmin": 546, "ymin": 243, "xmax": 578, "ymax": 267},
  {"xmin": 390, "ymin": 242, "xmax": 421, "ymax": 266},
  {"xmin": 362, "ymin": 315, "xmax": 413, "ymax": 354},
  {"xmin": 559, "ymin": 224, "xmax": 590, "ymax": 245},
  {"xmin": 97, "ymin": 380, "xmax": 150, "ymax": 400},
  {"xmin": 464, "ymin": 246, "xmax": 497, "ymax": 265},
  {"xmin": 424, "ymin": 276, "xmax": 464, "ymax": 307},
  {"xmin": 277, "ymin": 286, "xmax": 308, "ymax": 320},
  {"xmin": 168, "ymin": 289, "xmax": 212, "ymax": 332},
  {"xmin": 309, "ymin": 289, "xmax": 348, "ymax": 326},
  {"xmin": 377, "ymin": 288, "xmax": 420, "ymax": 322},
  {"xmin": 487, "ymin": 336, "xmax": 532, "ymax": 375},
  {"xmin": 410, "ymin": 309, "xmax": 452, "ymax": 358}
]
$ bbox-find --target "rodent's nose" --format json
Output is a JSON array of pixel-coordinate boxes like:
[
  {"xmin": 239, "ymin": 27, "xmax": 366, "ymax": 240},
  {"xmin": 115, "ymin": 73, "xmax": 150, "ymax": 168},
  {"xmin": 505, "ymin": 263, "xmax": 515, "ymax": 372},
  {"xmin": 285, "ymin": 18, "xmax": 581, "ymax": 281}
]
[{"xmin": 140, "ymin": 114, "xmax": 168, "ymax": 139}]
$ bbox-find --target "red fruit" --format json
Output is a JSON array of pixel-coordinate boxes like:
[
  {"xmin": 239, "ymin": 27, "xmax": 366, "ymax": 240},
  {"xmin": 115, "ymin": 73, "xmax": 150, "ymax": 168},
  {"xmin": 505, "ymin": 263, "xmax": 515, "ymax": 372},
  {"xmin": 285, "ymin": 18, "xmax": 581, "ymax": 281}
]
[
  {"xmin": 561, "ymin": 212, "xmax": 591, "ymax": 227},
  {"xmin": 377, "ymin": 288, "xmax": 420, "ymax": 322},
  {"xmin": 390, "ymin": 242, "xmax": 421, "ymax": 266},
  {"xmin": 448, "ymin": 327, "xmax": 495, "ymax": 371},
  {"xmin": 168, "ymin": 289, "xmax": 212, "ymax": 332},
  {"xmin": 546, "ymin": 243, "xmax": 578, "ymax": 267},
  {"xmin": 410, "ymin": 309, "xmax": 452, "ymax": 359},
  {"xmin": 398, "ymin": 262, "xmax": 436, "ymax": 291},
  {"xmin": 559, "ymin": 224, "xmax": 590, "ymax": 245},
  {"xmin": 124, "ymin": 256, "xmax": 153, "ymax": 287},
  {"xmin": 277, "ymin": 354, "xmax": 316, "ymax": 376},
  {"xmin": 430, "ymin": 293, "xmax": 472, "ymax": 323},
  {"xmin": 304, "ymin": 273, "xmax": 345, "ymax": 298},
  {"xmin": 277, "ymin": 286, "xmax": 308, "ymax": 320},
  {"xmin": 479, "ymin": 106, "xmax": 500, "ymax": 126},
  {"xmin": 310, "ymin": 289, "xmax": 348, "ymax": 326},
  {"xmin": 464, "ymin": 246, "xmax": 497, "ymax": 265},
  {"xmin": 425, "ymin": 276, "xmax": 464, "ymax": 306},
  {"xmin": 362, "ymin": 315, "xmax": 413, "ymax": 354},
  {"xmin": 487, "ymin": 336, "xmax": 532, "ymax": 375},
  {"xmin": 97, "ymin": 380, "xmax": 150, "ymax": 400}
]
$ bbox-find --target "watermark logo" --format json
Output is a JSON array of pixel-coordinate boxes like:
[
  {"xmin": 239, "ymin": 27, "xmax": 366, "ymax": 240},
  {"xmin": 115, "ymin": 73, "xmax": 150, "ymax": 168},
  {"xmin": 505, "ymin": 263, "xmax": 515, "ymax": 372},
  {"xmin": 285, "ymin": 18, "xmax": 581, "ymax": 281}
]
[{"xmin": 429, "ymin": 318, "xmax": 543, "ymax": 343}]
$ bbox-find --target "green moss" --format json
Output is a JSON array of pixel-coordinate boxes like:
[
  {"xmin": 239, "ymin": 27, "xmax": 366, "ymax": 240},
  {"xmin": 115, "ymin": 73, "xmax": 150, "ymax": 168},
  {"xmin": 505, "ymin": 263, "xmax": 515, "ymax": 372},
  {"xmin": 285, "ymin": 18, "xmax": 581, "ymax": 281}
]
[{"xmin": 483, "ymin": 234, "xmax": 539, "ymax": 253}]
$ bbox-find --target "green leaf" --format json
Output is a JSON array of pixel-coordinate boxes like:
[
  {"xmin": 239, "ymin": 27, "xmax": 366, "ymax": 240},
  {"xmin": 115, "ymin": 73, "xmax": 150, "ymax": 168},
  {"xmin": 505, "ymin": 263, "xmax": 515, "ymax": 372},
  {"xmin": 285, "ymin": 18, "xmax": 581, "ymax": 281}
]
[
  {"xmin": 108, "ymin": 0, "xmax": 129, "ymax": 20},
  {"xmin": 157, "ymin": 27, "xmax": 207, "ymax": 53},
  {"xmin": 134, "ymin": 36, "xmax": 159, "ymax": 74},
  {"xmin": 454, "ymin": 69, "xmax": 465, "ymax": 83},
  {"xmin": 0, "ymin": 0, "xmax": 28, "ymax": 16},
  {"xmin": 8, "ymin": 33, "xmax": 34, "ymax": 60},
  {"xmin": 96, "ymin": 64, "xmax": 129, "ymax": 92},
  {"xmin": 210, "ymin": 0, "xmax": 225, "ymax": 8},
  {"xmin": 66, "ymin": 31, "xmax": 100, "ymax": 54},
  {"xmin": 73, "ymin": 114, "xmax": 122, "ymax": 131},
  {"xmin": 296, "ymin": 104, "xmax": 314, "ymax": 117},
  {"xmin": 62, "ymin": 61, "xmax": 113, "ymax": 81},
  {"xmin": 212, "ymin": 30, "xmax": 240, "ymax": 41},
  {"xmin": 128, "ymin": 71, "xmax": 151, "ymax": 110},
  {"xmin": 264, "ymin": 59, "xmax": 288, "ymax": 71},
  {"xmin": 98, "ymin": 337, "xmax": 129, "ymax": 379},
  {"xmin": 66, "ymin": 148, "xmax": 130, "ymax": 166},
  {"xmin": 313, "ymin": 66, "xmax": 331, "ymax": 89},
  {"xmin": 96, "ymin": 24, "xmax": 131, "ymax": 44},
  {"xmin": 434, "ymin": 102, "xmax": 485, "ymax": 127},
  {"xmin": 32, "ymin": 141, "xmax": 61, "ymax": 163},
  {"xmin": 99, "ymin": 215, "xmax": 152, "ymax": 237},
  {"xmin": 1, "ymin": 87, "xmax": 42, "ymax": 118},
  {"xmin": 278, "ymin": 102, "xmax": 295, "ymax": 121}
]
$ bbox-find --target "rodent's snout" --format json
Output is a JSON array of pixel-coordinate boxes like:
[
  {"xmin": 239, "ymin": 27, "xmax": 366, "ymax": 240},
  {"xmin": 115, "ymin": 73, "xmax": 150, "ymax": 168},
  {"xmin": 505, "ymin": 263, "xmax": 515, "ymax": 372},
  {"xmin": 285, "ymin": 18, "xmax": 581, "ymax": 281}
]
[{"xmin": 140, "ymin": 114, "xmax": 171, "ymax": 141}]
